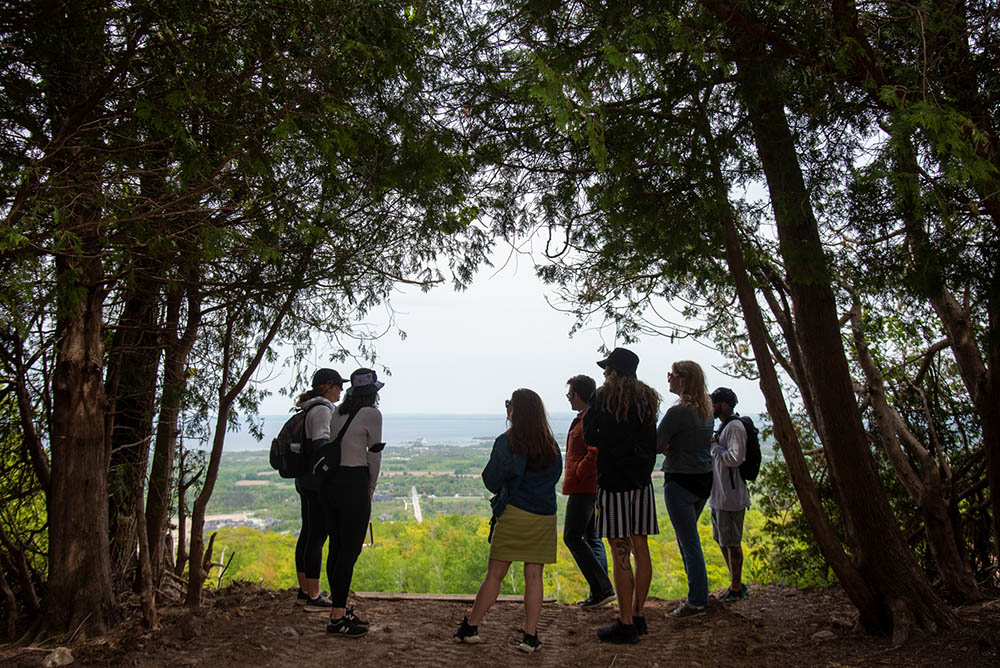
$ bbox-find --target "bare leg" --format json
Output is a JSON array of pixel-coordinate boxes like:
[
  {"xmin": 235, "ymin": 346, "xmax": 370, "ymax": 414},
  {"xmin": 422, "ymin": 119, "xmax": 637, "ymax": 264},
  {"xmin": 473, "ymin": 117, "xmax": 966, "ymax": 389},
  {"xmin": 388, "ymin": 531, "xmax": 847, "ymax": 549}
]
[
  {"xmin": 523, "ymin": 563, "xmax": 544, "ymax": 635},
  {"xmin": 608, "ymin": 537, "xmax": 634, "ymax": 625},
  {"xmin": 304, "ymin": 575, "xmax": 321, "ymax": 598},
  {"xmin": 469, "ymin": 559, "xmax": 512, "ymax": 626},
  {"xmin": 630, "ymin": 535, "xmax": 651, "ymax": 617},
  {"xmin": 726, "ymin": 545, "xmax": 744, "ymax": 591}
]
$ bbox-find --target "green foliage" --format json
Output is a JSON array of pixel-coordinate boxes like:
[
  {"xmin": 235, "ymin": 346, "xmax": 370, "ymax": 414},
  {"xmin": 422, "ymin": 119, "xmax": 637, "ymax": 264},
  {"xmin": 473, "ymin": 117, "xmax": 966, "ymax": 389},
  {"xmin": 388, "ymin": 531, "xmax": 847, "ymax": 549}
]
[{"xmin": 209, "ymin": 472, "xmax": 776, "ymax": 603}]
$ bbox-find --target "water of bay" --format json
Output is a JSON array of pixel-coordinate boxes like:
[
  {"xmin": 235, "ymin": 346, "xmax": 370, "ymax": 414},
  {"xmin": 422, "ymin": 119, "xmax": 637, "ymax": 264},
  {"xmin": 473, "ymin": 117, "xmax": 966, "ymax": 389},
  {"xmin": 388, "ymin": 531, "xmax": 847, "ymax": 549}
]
[{"xmin": 214, "ymin": 411, "xmax": 579, "ymax": 451}]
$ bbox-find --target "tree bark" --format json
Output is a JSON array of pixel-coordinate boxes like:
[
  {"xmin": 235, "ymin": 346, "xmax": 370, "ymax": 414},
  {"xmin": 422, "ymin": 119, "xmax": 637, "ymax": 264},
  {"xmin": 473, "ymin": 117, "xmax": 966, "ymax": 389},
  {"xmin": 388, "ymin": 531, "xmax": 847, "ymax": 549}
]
[
  {"xmin": 735, "ymin": 50, "xmax": 957, "ymax": 636},
  {"xmin": 849, "ymin": 300, "xmax": 979, "ymax": 601},
  {"xmin": 719, "ymin": 213, "xmax": 885, "ymax": 627},
  {"xmin": 890, "ymin": 126, "xmax": 1000, "ymax": 565},
  {"xmin": 43, "ymin": 247, "xmax": 114, "ymax": 637},
  {"xmin": 145, "ymin": 280, "xmax": 201, "ymax": 590},
  {"xmin": 185, "ymin": 258, "xmax": 308, "ymax": 606},
  {"xmin": 106, "ymin": 281, "xmax": 163, "ymax": 592}
]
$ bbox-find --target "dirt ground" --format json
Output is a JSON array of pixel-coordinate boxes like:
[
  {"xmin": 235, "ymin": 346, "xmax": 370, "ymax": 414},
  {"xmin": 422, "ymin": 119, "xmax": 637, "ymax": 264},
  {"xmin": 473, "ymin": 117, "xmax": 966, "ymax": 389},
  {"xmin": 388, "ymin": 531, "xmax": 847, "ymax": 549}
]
[{"xmin": 4, "ymin": 583, "xmax": 999, "ymax": 667}]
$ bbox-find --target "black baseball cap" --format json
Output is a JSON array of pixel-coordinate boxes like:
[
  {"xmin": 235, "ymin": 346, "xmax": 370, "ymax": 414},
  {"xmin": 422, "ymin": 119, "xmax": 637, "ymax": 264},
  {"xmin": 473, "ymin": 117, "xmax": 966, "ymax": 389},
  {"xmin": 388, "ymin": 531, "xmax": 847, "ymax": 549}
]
[{"xmin": 312, "ymin": 368, "xmax": 344, "ymax": 389}]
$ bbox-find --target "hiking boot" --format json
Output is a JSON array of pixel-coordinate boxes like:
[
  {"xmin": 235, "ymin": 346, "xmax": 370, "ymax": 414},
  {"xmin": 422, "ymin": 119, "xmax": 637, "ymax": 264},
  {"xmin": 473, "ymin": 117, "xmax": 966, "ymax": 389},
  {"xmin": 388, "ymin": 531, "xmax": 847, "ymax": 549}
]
[
  {"xmin": 596, "ymin": 619, "xmax": 639, "ymax": 644},
  {"xmin": 327, "ymin": 614, "xmax": 368, "ymax": 638},
  {"xmin": 668, "ymin": 602, "xmax": 707, "ymax": 618},
  {"xmin": 633, "ymin": 615, "xmax": 647, "ymax": 635},
  {"xmin": 345, "ymin": 606, "xmax": 370, "ymax": 626},
  {"xmin": 719, "ymin": 584, "xmax": 749, "ymax": 602},
  {"xmin": 303, "ymin": 594, "xmax": 333, "ymax": 612},
  {"xmin": 518, "ymin": 631, "xmax": 542, "ymax": 653},
  {"xmin": 453, "ymin": 616, "xmax": 481, "ymax": 644},
  {"xmin": 578, "ymin": 590, "xmax": 617, "ymax": 608}
]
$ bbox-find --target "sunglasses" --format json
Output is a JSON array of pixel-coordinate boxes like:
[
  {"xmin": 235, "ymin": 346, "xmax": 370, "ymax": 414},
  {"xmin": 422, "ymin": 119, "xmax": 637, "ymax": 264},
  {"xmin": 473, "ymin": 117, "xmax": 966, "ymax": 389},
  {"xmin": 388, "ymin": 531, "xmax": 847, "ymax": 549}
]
[
  {"xmin": 668, "ymin": 371, "xmax": 684, "ymax": 379},
  {"xmin": 505, "ymin": 399, "xmax": 511, "ymax": 409}
]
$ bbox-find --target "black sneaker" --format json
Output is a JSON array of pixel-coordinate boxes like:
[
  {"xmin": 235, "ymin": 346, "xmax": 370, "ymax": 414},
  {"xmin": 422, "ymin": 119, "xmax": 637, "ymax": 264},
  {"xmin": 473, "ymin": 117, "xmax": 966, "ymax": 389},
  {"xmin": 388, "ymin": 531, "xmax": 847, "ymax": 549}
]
[
  {"xmin": 667, "ymin": 602, "xmax": 706, "ymax": 618},
  {"xmin": 596, "ymin": 619, "xmax": 639, "ymax": 644},
  {"xmin": 578, "ymin": 591, "xmax": 617, "ymax": 608},
  {"xmin": 296, "ymin": 588, "xmax": 309, "ymax": 605},
  {"xmin": 327, "ymin": 614, "xmax": 368, "ymax": 638},
  {"xmin": 518, "ymin": 632, "xmax": 541, "ymax": 653},
  {"xmin": 345, "ymin": 607, "xmax": 369, "ymax": 627},
  {"xmin": 719, "ymin": 584, "xmax": 749, "ymax": 602},
  {"xmin": 453, "ymin": 616, "xmax": 481, "ymax": 644},
  {"xmin": 634, "ymin": 615, "xmax": 647, "ymax": 635},
  {"xmin": 304, "ymin": 594, "xmax": 333, "ymax": 612}
]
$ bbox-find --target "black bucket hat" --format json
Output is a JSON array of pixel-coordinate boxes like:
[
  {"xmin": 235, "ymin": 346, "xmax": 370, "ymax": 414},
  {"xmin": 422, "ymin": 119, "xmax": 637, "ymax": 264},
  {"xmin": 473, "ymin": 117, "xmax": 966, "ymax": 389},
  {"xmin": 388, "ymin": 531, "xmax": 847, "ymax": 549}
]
[{"xmin": 596, "ymin": 347, "xmax": 640, "ymax": 379}]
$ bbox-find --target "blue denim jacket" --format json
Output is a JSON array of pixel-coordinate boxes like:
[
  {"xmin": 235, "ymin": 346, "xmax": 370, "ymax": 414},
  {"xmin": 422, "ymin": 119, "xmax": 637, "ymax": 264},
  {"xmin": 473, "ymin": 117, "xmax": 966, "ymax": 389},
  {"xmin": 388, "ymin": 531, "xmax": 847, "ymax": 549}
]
[{"xmin": 483, "ymin": 433, "xmax": 561, "ymax": 517}]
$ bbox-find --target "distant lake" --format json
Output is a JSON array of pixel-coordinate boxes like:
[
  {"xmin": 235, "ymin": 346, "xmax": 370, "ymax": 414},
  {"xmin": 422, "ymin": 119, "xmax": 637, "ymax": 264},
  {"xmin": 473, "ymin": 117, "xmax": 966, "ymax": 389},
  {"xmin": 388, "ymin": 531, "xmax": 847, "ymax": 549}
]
[
  {"xmin": 207, "ymin": 410, "xmax": 773, "ymax": 453},
  {"xmin": 211, "ymin": 412, "xmax": 579, "ymax": 452}
]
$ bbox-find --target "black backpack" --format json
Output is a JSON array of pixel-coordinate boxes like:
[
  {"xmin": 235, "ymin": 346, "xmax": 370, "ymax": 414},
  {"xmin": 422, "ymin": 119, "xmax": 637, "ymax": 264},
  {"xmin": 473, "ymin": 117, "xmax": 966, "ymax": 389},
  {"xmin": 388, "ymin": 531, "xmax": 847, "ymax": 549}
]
[
  {"xmin": 269, "ymin": 404, "xmax": 321, "ymax": 479},
  {"xmin": 718, "ymin": 414, "xmax": 762, "ymax": 485}
]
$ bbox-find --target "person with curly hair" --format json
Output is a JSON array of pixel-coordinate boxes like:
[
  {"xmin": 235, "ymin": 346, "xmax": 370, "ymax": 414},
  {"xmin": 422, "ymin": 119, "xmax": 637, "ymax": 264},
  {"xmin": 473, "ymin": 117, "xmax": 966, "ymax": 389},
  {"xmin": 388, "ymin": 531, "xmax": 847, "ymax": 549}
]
[{"xmin": 583, "ymin": 348, "xmax": 660, "ymax": 644}]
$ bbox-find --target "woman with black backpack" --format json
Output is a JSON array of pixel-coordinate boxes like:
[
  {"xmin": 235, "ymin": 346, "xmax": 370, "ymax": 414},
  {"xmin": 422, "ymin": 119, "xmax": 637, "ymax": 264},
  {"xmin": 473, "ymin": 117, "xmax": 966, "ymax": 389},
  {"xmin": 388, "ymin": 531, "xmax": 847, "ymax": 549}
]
[{"xmin": 292, "ymin": 368, "xmax": 344, "ymax": 612}]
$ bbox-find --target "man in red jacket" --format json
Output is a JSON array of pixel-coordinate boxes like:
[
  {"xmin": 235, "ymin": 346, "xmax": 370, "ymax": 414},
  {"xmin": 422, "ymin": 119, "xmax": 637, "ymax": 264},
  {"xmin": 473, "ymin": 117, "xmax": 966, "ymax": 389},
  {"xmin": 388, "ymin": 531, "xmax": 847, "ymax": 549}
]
[{"xmin": 563, "ymin": 375, "xmax": 615, "ymax": 607}]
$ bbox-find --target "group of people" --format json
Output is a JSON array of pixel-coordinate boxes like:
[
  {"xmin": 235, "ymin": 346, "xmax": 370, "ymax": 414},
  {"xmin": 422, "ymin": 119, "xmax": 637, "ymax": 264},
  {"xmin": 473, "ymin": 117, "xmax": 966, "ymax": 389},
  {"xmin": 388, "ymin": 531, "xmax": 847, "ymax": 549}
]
[
  {"xmin": 292, "ymin": 347, "xmax": 753, "ymax": 651},
  {"xmin": 292, "ymin": 367, "xmax": 386, "ymax": 638},
  {"xmin": 453, "ymin": 348, "xmax": 752, "ymax": 651}
]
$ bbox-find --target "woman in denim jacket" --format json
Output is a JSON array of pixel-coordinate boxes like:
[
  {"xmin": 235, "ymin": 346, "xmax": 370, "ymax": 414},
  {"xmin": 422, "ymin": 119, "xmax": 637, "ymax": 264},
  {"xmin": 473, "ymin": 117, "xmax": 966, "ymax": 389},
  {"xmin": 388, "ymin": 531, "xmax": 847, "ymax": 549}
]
[{"xmin": 453, "ymin": 388, "xmax": 562, "ymax": 653}]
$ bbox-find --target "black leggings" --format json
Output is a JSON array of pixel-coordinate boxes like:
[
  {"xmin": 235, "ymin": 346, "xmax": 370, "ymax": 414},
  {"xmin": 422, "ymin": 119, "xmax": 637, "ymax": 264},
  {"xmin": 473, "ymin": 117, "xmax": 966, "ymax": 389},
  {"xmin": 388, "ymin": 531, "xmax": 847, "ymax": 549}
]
[
  {"xmin": 320, "ymin": 466, "xmax": 371, "ymax": 608},
  {"xmin": 295, "ymin": 483, "xmax": 327, "ymax": 578}
]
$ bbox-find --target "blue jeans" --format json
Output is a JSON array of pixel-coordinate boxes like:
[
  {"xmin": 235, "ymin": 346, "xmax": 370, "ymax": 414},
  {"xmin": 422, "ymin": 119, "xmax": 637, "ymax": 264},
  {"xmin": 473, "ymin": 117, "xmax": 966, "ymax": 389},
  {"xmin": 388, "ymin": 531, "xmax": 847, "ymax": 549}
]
[
  {"xmin": 664, "ymin": 481, "xmax": 709, "ymax": 607},
  {"xmin": 563, "ymin": 493, "xmax": 613, "ymax": 598}
]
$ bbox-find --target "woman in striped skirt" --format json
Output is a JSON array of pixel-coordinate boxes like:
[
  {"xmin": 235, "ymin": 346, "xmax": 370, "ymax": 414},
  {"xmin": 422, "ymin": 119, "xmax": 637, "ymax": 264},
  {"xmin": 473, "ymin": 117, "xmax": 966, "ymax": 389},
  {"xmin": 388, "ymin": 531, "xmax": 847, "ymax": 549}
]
[{"xmin": 582, "ymin": 348, "xmax": 660, "ymax": 644}]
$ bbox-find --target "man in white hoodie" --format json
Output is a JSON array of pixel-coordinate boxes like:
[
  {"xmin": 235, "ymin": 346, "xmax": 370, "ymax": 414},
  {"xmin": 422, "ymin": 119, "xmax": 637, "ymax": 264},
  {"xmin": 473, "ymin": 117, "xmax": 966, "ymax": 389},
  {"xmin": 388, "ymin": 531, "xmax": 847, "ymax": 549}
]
[{"xmin": 709, "ymin": 387, "xmax": 751, "ymax": 602}]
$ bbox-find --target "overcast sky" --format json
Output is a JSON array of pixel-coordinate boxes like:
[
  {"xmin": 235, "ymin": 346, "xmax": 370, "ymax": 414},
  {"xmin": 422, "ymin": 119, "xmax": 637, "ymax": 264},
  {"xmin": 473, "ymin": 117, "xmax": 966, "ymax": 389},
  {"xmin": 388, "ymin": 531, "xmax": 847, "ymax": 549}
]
[{"xmin": 255, "ymin": 249, "xmax": 766, "ymax": 418}]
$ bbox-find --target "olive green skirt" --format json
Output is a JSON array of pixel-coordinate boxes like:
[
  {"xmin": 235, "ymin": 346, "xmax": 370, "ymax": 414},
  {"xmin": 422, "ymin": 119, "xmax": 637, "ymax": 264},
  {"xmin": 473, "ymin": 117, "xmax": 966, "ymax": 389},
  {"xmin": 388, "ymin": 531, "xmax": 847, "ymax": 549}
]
[{"xmin": 489, "ymin": 504, "xmax": 557, "ymax": 564}]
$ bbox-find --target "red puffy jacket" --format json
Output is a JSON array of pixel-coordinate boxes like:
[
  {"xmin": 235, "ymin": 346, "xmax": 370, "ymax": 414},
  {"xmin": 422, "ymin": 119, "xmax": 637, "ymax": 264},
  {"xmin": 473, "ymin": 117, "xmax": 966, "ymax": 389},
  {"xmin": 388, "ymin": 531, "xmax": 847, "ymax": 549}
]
[{"xmin": 562, "ymin": 409, "xmax": 598, "ymax": 495}]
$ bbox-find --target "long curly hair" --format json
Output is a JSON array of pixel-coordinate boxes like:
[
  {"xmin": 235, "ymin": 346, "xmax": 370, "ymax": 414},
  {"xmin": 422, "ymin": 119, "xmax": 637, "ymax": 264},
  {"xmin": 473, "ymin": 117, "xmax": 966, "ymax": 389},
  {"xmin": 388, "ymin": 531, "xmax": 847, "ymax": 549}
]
[
  {"xmin": 596, "ymin": 369, "xmax": 660, "ymax": 424},
  {"xmin": 671, "ymin": 360, "xmax": 712, "ymax": 420},
  {"xmin": 506, "ymin": 388, "xmax": 559, "ymax": 471}
]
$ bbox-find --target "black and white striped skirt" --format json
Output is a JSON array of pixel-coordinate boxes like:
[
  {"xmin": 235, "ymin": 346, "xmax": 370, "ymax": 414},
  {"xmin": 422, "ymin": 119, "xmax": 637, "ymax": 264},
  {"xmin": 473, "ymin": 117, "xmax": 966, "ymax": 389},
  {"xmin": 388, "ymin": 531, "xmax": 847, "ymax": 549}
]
[{"xmin": 596, "ymin": 483, "xmax": 659, "ymax": 538}]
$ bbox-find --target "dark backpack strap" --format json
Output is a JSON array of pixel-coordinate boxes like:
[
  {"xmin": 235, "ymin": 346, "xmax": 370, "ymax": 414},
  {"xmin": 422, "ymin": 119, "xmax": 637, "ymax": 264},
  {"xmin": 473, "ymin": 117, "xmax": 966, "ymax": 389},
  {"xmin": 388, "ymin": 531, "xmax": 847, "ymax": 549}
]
[
  {"xmin": 332, "ymin": 408, "xmax": 360, "ymax": 445},
  {"xmin": 719, "ymin": 415, "xmax": 741, "ymax": 490},
  {"xmin": 311, "ymin": 409, "xmax": 360, "ymax": 476}
]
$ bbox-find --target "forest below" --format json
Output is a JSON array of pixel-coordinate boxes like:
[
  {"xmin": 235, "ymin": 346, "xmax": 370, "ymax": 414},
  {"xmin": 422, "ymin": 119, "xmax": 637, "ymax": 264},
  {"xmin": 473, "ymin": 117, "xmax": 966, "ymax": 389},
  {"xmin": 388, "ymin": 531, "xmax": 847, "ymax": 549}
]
[{"xmin": 2, "ymin": 0, "xmax": 999, "ymax": 658}]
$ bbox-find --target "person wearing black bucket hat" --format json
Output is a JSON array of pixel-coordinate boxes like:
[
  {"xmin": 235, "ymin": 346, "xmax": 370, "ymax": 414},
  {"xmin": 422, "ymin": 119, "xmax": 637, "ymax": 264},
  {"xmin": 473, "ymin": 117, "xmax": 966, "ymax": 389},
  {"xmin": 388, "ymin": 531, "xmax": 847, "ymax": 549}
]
[
  {"xmin": 596, "ymin": 347, "xmax": 640, "ymax": 378},
  {"xmin": 583, "ymin": 347, "xmax": 660, "ymax": 644},
  {"xmin": 292, "ymin": 368, "xmax": 344, "ymax": 612},
  {"xmin": 319, "ymin": 367, "xmax": 385, "ymax": 638}
]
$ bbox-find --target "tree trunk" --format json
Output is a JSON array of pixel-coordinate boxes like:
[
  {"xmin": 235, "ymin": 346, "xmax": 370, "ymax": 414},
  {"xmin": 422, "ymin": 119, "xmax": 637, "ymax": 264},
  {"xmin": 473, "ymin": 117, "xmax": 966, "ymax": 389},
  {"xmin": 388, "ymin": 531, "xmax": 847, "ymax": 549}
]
[
  {"xmin": 719, "ymin": 214, "xmax": 885, "ymax": 627},
  {"xmin": 42, "ymin": 248, "xmax": 114, "ymax": 638},
  {"xmin": 185, "ymin": 259, "xmax": 308, "ymax": 606},
  {"xmin": 106, "ymin": 282, "xmax": 163, "ymax": 593},
  {"xmin": 849, "ymin": 300, "xmax": 980, "ymax": 601},
  {"xmin": 736, "ymin": 51, "xmax": 957, "ymax": 637},
  {"xmin": 145, "ymin": 281, "xmax": 201, "ymax": 590},
  {"xmin": 174, "ymin": 446, "xmax": 192, "ymax": 579},
  {"xmin": 890, "ymin": 125, "xmax": 1000, "ymax": 565},
  {"xmin": 692, "ymin": 104, "xmax": 885, "ymax": 624}
]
